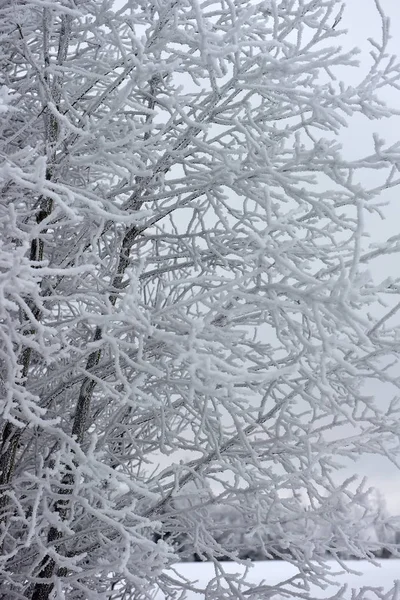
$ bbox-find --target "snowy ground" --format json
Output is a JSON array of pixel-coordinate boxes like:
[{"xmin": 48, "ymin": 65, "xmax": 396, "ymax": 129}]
[{"xmin": 156, "ymin": 560, "xmax": 400, "ymax": 599}]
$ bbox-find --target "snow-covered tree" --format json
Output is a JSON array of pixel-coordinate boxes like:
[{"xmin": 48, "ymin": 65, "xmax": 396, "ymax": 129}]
[
  {"xmin": 1, "ymin": 0, "xmax": 400, "ymax": 598},
  {"xmin": 160, "ymin": 489, "xmax": 400, "ymax": 563}
]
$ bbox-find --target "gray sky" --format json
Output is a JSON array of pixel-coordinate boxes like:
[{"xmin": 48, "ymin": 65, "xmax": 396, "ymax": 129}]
[
  {"xmin": 148, "ymin": 0, "xmax": 400, "ymax": 514},
  {"xmin": 113, "ymin": 0, "xmax": 400, "ymax": 513},
  {"xmin": 336, "ymin": 0, "xmax": 400, "ymax": 514}
]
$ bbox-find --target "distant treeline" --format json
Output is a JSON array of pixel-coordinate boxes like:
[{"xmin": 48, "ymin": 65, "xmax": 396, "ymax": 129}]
[{"xmin": 155, "ymin": 499, "xmax": 400, "ymax": 562}]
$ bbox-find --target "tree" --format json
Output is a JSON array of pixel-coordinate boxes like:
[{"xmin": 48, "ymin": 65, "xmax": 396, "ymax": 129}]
[
  {"xmin": 159, "ymin": 489, "xmax": 400, "ymax": 563},
  {"xmin": 1, "ymin": 0, "xmax": 400, "ymax": 598}
]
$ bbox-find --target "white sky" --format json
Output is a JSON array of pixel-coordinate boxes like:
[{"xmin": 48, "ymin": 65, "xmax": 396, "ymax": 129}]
[
  {"xmin": 335, "ymin": 0, "xmax": 400, "ymax": 514},
  {"xmin": 112, "ymin": 0, "xmax": 400, "ymax": 513}
]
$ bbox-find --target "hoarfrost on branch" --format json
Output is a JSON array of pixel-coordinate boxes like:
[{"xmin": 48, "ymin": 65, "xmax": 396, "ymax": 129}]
[{"xmin": 1, "ymin": 0, "xmax": 400, "ymax": 598}]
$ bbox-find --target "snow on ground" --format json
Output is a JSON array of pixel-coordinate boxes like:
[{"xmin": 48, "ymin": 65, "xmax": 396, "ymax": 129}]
[{"xmin": 156, "ymin": 561, "xmax": 400, "ymax": 599}]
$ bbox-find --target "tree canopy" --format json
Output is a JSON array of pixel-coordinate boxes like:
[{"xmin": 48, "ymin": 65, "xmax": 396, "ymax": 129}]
[{"xmin": 1, "ymin": 1, "xmax": 400, "ymax": 598}]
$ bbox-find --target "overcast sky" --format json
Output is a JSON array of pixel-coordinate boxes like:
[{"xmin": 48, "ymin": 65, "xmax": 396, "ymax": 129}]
[
  {"xmin": 335, "ymin": 0, "xmax": 400, "ymax": 513},
  {"xmin": 148, "ymin": 0, "xmax": 400, "ymax": 513},
  {"xmin": 112, "ymin": 0, "xmax": 400, "ymax": 513}
]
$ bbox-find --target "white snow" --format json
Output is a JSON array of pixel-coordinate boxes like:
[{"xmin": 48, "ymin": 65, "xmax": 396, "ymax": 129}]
[{"xmin": 156, "ymin": 560, "xmax": 400, "ymax": 599}]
